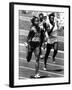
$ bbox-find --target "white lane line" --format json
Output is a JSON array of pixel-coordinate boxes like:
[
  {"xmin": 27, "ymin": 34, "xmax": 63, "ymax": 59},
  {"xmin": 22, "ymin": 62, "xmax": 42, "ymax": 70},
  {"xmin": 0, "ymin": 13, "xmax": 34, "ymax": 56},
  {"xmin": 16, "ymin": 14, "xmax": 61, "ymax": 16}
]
[
  {"xmin": 19, "ymin": 57, "xmax": 64, "ymax": 68},
  {"xmin": 19, "ymin": 43, "xmax": 64, "ymax": 54},
  {"xmin": 19, "ymin": 66, "xmax": 64, "ymax": 77},
  {"xmin": 48, "ymin": 56, "xmax": 64, "ymax": 61},
  {"xmin": 19, "ymin": 50, "xmax": 64, "ymax": 61},
  {"xmin": 19, "ymin": 76, "xmax": 28, "ymax": 79},
  {"xmin": 19, "ymin": 29, "xmax": 29, "ymax": 36},
  {"xmin": 50, "ymin": 49, "xmax": 64, "ymax": 53},
  {"xmin": 19, "ymin": 16, "xmax": 30, "ymax": 21}
]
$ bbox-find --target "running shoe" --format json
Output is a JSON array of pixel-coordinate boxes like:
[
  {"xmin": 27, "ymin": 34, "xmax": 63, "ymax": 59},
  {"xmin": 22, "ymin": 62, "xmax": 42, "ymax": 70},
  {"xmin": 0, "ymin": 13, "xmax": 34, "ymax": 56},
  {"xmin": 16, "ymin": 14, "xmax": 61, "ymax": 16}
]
[
  {"xmin": 43, "ymin": 67, "xmax": 47, "ymax": 71},
  {"xmin": 34, "ymin": 73, "xmax": 40, "ymax": 78}
]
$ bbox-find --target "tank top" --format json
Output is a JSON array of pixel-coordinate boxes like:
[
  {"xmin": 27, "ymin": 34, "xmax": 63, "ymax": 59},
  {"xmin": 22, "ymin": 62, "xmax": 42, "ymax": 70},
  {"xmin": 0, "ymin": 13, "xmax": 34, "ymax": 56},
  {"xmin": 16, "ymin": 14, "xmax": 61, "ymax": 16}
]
[
  {"xmin": 45, "ymin": 21, "xmax": 58, "ymax": 44},
  {"xmin": 39, "ymin": 20, "xmax": 45, "ymax": 31},
  {"xmin": 48, "ymin": 21, "xmax": 58, "ymax": 37},
  {"xmin": 31, "ymin": 26, "xmax": 41, "ymax": 42}
]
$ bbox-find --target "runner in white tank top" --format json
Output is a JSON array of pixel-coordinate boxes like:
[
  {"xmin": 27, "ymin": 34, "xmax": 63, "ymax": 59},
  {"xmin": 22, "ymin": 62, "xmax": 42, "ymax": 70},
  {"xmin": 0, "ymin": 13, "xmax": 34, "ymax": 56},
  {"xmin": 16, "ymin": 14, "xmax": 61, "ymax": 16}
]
[{"xmin": 43, "ymin": 13, "xmax": 58, "ymax": 70}]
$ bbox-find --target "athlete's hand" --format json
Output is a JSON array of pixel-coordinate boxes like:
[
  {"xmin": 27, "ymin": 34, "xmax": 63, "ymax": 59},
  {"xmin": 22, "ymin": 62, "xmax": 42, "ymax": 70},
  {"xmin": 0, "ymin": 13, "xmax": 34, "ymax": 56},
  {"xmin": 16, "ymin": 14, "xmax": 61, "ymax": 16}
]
[{"xmin": 24, "ymin": 42, "xmax": 28, "ymax": 48}]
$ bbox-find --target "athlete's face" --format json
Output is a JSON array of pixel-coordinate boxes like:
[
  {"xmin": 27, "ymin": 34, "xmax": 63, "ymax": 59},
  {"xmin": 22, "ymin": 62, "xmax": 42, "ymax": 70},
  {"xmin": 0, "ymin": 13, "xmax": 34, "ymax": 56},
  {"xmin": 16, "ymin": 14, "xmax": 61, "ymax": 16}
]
[
  {"xmin": 44, "ymin": 16, "xmax": 47, "ymax": 21},
  {"xmin": 50, "ymin": 16, "xmax": 54, "ymax": 22},
  {"xmin": 34, "ymin": 18, "xmax": 39, "ymax": 26},
  {"xmin": 39, "ymin": 15, "xmax": 43, "ymax": 20}
]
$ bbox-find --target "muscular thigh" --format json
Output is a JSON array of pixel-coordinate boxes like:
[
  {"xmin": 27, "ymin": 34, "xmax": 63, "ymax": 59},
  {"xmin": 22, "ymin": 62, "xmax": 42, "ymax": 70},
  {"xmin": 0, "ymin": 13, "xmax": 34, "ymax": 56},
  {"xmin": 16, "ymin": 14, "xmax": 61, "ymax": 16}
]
[
  {"xmin": 34, "ymin": 46, "xmax": 40, "ymax": 58},
  {"xmin": 26, "ymin": 44, "xmax": 34, "ymax": 57},
  {"xmin": 53, "ymin": 42, "xmax": 58, "ymax": 50}
]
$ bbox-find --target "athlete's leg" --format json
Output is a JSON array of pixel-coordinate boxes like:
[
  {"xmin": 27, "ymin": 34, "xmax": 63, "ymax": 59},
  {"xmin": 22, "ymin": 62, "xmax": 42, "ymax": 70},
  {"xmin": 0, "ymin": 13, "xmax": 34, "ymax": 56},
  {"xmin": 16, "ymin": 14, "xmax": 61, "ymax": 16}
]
[
  {"xmin": 26, "ymin": 44, "xmax": 33, "ymax": 62},
  {"xmin": 34, "ymin": 46, "xmax": 40, "ymax": 77},
  {"xmin": 40, "ymin": 42, "xmax": 44, "ymax": 59},
  {"xmin": 44, "ymin": 43, "xmax": 52, "ymax": 69},
  {"xmin": 40, "ymin": 42, "xmax": 42, "ymax": 55},
  {"xmin": 40, "ymin": 33, "xmax": 45, "ymax": 59},
  {"xmin": 52, "ymin": 42, "xmax": 58, "ymax": 62}
]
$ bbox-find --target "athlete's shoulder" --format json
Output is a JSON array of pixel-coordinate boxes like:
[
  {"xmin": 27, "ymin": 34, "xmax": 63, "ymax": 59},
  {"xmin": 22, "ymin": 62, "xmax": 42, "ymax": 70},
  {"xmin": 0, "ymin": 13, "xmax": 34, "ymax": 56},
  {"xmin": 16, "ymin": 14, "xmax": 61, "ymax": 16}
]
[
  {"xmin": 39, "ymin": 21, "xmax": 44, "ymax": 29},
  {"xmin": 30, "ymin": 26, "xmax": 36, "ymax": 32}
]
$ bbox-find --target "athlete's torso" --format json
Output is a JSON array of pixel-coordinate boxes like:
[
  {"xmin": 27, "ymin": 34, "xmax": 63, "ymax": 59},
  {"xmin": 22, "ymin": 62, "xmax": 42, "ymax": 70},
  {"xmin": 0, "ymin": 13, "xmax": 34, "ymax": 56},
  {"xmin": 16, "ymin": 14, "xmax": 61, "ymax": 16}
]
[
  {"xmin": 48, "ymin": 21, "xmax": 58, "ymax": 37},
  {"xmin": 31, "ymin": 26, "xmax": 41, "ymax": 42},
  {"xmin": 45, "ymin": 21, "xmax": 58, "ymax": 44},
  {"xmin": 39, "ymin": 20, "xmax": 45, "ymax": 31}
]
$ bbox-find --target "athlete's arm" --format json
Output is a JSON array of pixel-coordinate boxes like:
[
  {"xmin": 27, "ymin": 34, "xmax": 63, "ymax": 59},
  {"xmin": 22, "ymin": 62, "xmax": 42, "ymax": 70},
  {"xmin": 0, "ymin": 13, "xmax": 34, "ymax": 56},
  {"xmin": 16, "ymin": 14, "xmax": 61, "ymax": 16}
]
[
  {"xmin": 48, "ymin": 22, "xmax": 55, "ymax": 35},
  {"xmin": 27, "ymin": 27, "xmax": 35, "ymax": 43}
]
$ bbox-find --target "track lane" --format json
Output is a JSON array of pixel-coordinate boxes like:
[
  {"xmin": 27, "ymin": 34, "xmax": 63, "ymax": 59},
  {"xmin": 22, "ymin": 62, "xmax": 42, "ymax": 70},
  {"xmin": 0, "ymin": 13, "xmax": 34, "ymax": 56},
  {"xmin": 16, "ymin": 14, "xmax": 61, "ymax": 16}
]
[
  {"xmin": 19, "ymin": 66, "xmax": 64, "ymax": 78},
  {"xmin": 19, "ymin": 58, "xmax": 64, "ymax": 74},
  {"xmin": 19, "ymin": 51, "xmax": 64, "ymax": 66}
]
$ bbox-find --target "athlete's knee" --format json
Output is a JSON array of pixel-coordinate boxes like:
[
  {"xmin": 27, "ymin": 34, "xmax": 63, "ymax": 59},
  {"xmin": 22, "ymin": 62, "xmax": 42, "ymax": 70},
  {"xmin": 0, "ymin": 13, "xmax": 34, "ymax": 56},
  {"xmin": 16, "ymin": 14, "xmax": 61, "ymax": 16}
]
[
  {"xmin": 54, "ymin": 42, "xmax": 58, "ymax": 50},
  {"xmin": 35, "ymin": 55, "xmax": 40, "ymax": 62},
  {"xmin": 26, "ymin": 56, "xmax": 31, "ymax": 62},
  {"xmin": 26, "ymin": 52, "xmax": 32, "ymax": 62}
]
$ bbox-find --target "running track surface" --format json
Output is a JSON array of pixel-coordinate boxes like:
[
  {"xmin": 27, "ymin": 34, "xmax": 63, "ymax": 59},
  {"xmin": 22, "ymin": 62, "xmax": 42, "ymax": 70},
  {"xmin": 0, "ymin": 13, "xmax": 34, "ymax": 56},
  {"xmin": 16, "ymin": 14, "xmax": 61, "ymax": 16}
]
[{"xmin": 19, "ymin": 44, "xmax": 64, "ymax": 79}]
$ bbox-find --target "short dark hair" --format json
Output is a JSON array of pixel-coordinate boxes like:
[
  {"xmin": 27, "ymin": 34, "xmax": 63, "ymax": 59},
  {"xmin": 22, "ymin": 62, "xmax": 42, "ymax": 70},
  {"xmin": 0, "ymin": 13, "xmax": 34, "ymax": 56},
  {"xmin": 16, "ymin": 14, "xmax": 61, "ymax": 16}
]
[
  {"xmin": 31, "ymin": 16, "xmax": 39, "ymax": 25},
  {"xmin": 49, "ymin": 13, "xmax": 55, "ymax": 19},
  {"xmin": 39, "ymin": 13, "xmax": 44, "ymax": 17}
]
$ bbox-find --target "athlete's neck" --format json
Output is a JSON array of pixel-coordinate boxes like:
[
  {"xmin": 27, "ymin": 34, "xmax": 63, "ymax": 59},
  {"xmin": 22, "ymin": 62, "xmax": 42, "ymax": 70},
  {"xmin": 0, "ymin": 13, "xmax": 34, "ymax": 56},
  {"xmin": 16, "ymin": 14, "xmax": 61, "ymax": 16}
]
[
  {"xmin": 40, "ymin": 19, "xmax": 43, "ymax": 22},
  {"xmin": 50, "ymin": 21, "xmax": 54, "ymax": 25}
]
